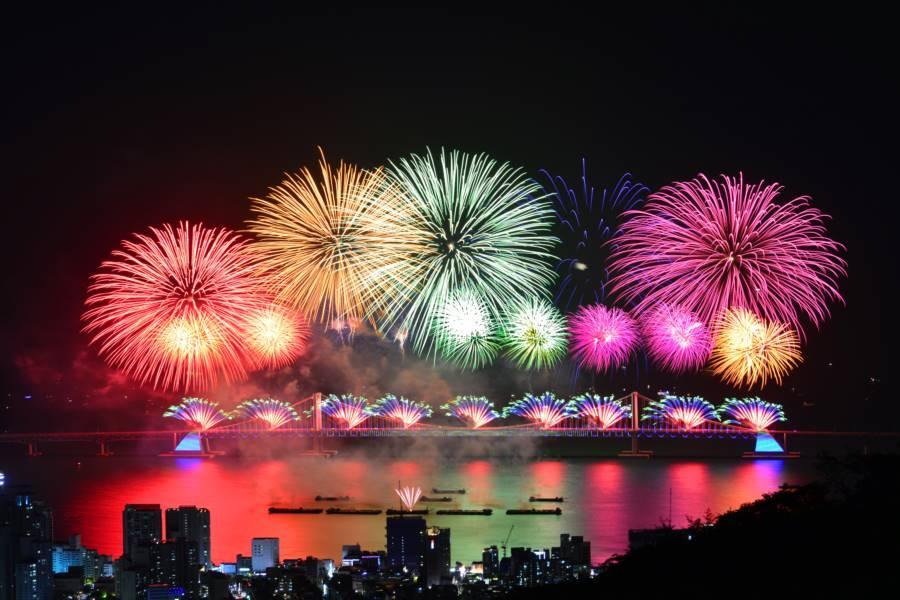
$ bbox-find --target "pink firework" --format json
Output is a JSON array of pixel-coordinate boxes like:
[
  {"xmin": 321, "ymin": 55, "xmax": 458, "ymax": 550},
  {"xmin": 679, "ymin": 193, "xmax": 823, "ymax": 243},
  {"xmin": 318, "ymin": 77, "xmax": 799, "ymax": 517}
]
[
  {"xmin": 503, "ymin": 392, "xmax": 572, "ymax": 429},
  {"xmin": 372, "ymin": 395, "xmax": 433, "ymax": 429},
  {"xmin": 568, "ymin": 304, "xmax": 639, "ymax": 372},
  {"xmin": 609, "ymin": 174, "xmax": 845, "ymax": 337},
  {"xmin": 235, "ymin": 398, "xmax": 299, "ymax": 430},
  {"xmin": 395, "ymin": 486, "xmax": 423, "ymax": 511},
  {"xmin": 642, "ymin": 394, "xmax": 718, "ymax": 431},
  {"xmin": 163, "ymin": 398, "xmax": 229, "ymax": 431},
  {"xmin": 321, "ymin": 394, "xmax": 370, "ymax": 429},
  {"xmin": 570, "ymin": 394, "xmax": 631, "ymax": 429},
  {"xmin": 642, "ymin": 304, "xmax": 712, "ymax": 373}
]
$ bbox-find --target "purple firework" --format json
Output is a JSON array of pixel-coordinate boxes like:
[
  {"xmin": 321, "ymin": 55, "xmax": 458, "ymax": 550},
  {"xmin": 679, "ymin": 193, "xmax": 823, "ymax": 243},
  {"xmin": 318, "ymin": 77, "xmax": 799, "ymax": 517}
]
[
  {"xmin": 568, "ymin": 304, "xmax": 639, "ymax": 372},
  {"xmin": 642, "ymin": 304, "xmax": 712, "ymax": 373}
]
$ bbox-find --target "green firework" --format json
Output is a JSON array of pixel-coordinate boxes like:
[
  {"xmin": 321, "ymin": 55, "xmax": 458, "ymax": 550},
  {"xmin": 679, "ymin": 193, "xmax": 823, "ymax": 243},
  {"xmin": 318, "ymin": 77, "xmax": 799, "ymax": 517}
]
[
  {"xmin": 432, "ymin": 288, "xmax": 500, "ymax": 369},
  {"xmin": 374, "ymin": 148, "xmax": 557, "ymax": 358},
  {"xmin": 501, "ymin": 297, "xmax": 568, "ymax": 369}
]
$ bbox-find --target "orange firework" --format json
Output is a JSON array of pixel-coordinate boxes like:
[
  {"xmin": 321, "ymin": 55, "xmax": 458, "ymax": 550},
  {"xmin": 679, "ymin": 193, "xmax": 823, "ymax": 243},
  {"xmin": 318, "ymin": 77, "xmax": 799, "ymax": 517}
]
[
  {"xmin": 82, "ymin": 222, "xmax": 266, "ymax": 392},
  {"xmin": 246, "ymin": 305, "xmax": 309, "ymax": 369},
  {"xmin": 709, "ymin": 307, "xmax": 802, "ymax": 388}
]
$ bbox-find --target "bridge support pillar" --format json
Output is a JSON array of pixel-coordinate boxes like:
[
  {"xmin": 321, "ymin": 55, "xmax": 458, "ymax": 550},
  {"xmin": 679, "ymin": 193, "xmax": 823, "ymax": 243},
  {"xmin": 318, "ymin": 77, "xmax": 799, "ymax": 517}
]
[
  {"xmin": 97, "ymin": 440, "xmax": 113, "ymax": 456},
  {"xmin": 619, "ymin": 391, "xmax": 652, "ymax": 458},
  {"xmin": 27, "ymin": 442, "xmax": 42, "ymax": 457},
  {"xmin": 313, "ymin": 393, "xmax": 323, "ymax": 431}
]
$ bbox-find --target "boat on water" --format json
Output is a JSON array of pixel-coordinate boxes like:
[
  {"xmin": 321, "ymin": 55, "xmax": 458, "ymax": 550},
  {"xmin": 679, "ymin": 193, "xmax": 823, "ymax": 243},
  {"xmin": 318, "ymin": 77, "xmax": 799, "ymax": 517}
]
[
  {"xmin": 386, "ymin": 508, "xmax": 429, "ymax": 515},
  {"xmin": 529, "ymin": 496, "xmax": 564, "ymax": 502},
  {"xmin": 315, "ymin": 495, "xmax": 350, "ymax": 501},
  {"xmin": 432, "ymin": 488, "xmax": 466, "ymax": 494},
  {"xmin": 268, "ymin": 507, "xmax": 323, "ymax": 514},
  {"xmin": 420, "ymin": 496, "xmax": 453, "ymax": 502},
  {"xmin": 435, "ymin": 508, "xmax": 492, "ymax": 516},
  {"xmin": 325, "ymin": 508, "xmax": 382, "ymax": 515},
  {"xmin": 507, "ymin": 508, "xmax": 562, "ymax": 515}
]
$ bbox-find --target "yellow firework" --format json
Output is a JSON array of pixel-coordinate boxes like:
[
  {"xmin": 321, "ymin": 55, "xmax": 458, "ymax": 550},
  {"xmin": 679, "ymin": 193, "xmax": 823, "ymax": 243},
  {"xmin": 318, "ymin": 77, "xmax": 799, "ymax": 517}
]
[
  {"xmin": 247, "ymin": 149, "xmax": 421, "ymax": 324},
  {"xmin": 709, "ymin": 307, "xmax": 802, "ymax": 388},
  {"xmin": 246, "ymin": 305, "xmax": 310, "ymax": 369}
]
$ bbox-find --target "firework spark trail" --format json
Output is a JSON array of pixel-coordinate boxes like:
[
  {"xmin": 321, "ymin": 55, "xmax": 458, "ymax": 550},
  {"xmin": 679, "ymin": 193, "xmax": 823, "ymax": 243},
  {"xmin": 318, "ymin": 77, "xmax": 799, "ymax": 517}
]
[
  {"xmin": 641, "ymin": 304, "xmax": 711, "ymax": 373},
  {"xmin": 541, "ymin": 164, "xmax": 648, "ymax": 311},
  {"xmin": 718, "ymin": 397, "xmax": 786, "ymax": 431},
  {"xmin": 503, "ymin": 392, "xmax": 572, "ymax": 429},
  {"xmin": 442, "ymin": 396, "xmax": 500, "ymax": 429},
  {"xmin": 234, "ymin": 398, "xmax": 300, "ymax": 430},
  {"xmin": 609, "ymin": 173, "xmax": 845, "ymax": 337},
  {"xmin": 568, "ymin": 304, "xmax": 639, "ymax": 372},
  {"xmin": 709, "ymin": 307, "xmax": 802, "ymax": 388},
  {"xmin": 377, "ymin": 149, "xmax": 557, "ymax": 357},
  {"xmin": 371, "ymin": 395, "xmax": 433, "ymax": 429},
  {"xmin": 321, "ymin": 394, "xmax": 371, "ymax": 429},
  {"xmin": 83, "ymin": 222, "xmax": 266, "ymax": 392},
  {"xmin": 163, "ymin": 398, "xmax": 230, "ymax": 431},
  {"xmin": 246, "ymin": 305, "xmax": 309, "ymax": 369},
  {"xmin": 432, "ymin": 288, "xmax": 499, "ymax": 369},
  {"xmin": 642, "ymin": 394, "xmax": 718, "ymax": 430},
  {"xmin": 500, "ymin": 297, "xmax": 567, "ymax": 370},
  {"xmin": 247, "ymin": 149, "xmax": 421, "ymax": 324},
  {"xmin": 395, "ymin": 486, "xmax": 423, "ymax": 511},
  {"xmin": 569, "ymin": 394, "xmax": 631, "ymax": 429}
]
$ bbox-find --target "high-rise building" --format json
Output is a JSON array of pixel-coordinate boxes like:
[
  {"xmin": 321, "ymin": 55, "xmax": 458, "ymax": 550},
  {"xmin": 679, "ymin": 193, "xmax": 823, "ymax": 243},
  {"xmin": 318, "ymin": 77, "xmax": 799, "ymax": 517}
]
[
  {"xmin": 385, "ymin": 516, "xmax": 426, "ymax": 574},
  {"xmin": 250, "ymin": 538, "xmax": 279, "ymax": 573},
  {"xmin": 558, "ymin": 533, "xmax": 591, "ymax": 569},
  {"xmin": 481, "ymin": 546, "xmax": 499, "ymax": 581},
  {"xmin": 164, "ymin": 507, "xmax": 211, "ymax": 568},
  {"xmin": 149, "ymin": 538, "xmax": 200, "ymax": 599},
  {"xmin": 122, "ymin": 505, "xmax": 162, "ymax": 564},
  {"xmin": 1, "ymin": 490, "xmax": 54, "ymax": 600},
  {"xmin": 424, "ymin": 527, "xmax": 451, "ymax": 587}
]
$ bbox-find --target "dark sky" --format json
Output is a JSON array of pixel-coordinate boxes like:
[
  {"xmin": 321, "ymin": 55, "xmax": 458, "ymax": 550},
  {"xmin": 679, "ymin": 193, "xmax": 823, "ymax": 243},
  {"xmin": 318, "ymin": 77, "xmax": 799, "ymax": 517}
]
[{"xmin": 1, "ymin": 7, "xmax": 895, "ymax": 430}]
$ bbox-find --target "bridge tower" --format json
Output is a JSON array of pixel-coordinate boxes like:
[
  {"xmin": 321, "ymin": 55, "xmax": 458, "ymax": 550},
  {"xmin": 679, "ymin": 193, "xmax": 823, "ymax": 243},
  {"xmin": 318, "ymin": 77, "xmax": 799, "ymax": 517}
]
[
  {"xmin": 619, "ymin": 391, "xmax": 653, "ymax": 458},
  {"xmin": 313, "ymin": 392, "xmax": 323, "ymax": 431}
]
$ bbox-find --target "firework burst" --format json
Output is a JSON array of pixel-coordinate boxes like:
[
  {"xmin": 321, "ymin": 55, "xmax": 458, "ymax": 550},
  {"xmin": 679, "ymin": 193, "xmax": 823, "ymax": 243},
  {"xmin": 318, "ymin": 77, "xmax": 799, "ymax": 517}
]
[
  {"xmin": 83, "ymin": 222, "xmax": 265, "ymax": 392},
  {"xmin": 503, "ymin": 392, "xmax": 572, "ymax": 429},
  {"xmin": 641, "ymin": 304, "xmax": 711, "ymax": 373},
  {"xmin": 569, "ymin": 394, "xmax": 631, "ymax": 429},
  {"xmin": 609, "ymin": 173, "xmax": 845, "ymax": 336},
  {"xmin": 234, "ymin": 398, "xmax": 300, "ymax": 430},
  {"xmin": 163, "ymin": 398, "xmax": 230, "ymax": 431},
  {"xmin": 500, "ymin": 297, "xmax": 567, "ymax": 370},
  {"xmin": 371, "ymin": 395, "xmax": 433, "ymax": 429},
  {"xmin": 542, "ymin": 164, "xmax": 647, "ymax": 311},
  {"xmin": 433, "ymin": 289, "xmax": 499, "ymax": 369},
  {"xmin": 246, "ymin": 305, "xmax": 309, "ymax": 369},
  {"xmin": 247, "ymin": 149, "xmax": 418, "ymax": 324},
  {"xmin": 568, "ymin": 304, "xmax": 639, "ymax": 372},
  {"xmin": 378, "ymin": 148, "xmax": 557, "ymax": 355},
  {"xmin": 321, "ymin": 394, "xmax": 371, "ymax": 429},
  {"xmin": 395, "ymin": 486, "xmax": 423, "ymax": 511},
  {"xmin": 709, "ymin": 308, "xmax": 802, "ymax": 388},
  {"xmin": 718, "ymin": 397, "xmax": 786, "ymax": 431},
  {"xmin": 642, "ymin": 394, "xmax": 718, "ymax": 430},
  {"xmin": 442, "ymin": 396, "xmax": 500, "ymax": 429}
]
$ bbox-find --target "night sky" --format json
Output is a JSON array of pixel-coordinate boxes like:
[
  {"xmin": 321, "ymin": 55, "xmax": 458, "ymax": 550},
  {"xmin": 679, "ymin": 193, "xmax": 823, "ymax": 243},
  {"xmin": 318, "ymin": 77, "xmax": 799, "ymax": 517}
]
[{"xmin": 1, "ymin": 7, "xmax": 894, "ymax": 431}]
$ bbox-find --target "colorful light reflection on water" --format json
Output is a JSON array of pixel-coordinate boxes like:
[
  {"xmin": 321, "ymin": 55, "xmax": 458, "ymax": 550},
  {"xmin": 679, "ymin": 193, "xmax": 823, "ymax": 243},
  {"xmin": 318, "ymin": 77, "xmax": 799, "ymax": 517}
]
[{"xmin": 1, "ymin": 456, "xmax": 809, "ymax": 565}]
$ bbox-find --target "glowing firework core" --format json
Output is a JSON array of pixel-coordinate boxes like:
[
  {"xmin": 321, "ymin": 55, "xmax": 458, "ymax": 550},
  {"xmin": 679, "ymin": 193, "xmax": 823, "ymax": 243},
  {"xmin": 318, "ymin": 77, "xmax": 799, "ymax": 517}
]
[
  {"xmin": 643, "ymin": 394, "xmax": 718, "ymax": 430},
  {"xmin": 163, "ymin": 398, "xmax": 229, "ymax": 431},
  {"xmin": 504, "ymin": 392, "xmax": 571, "ymax": 429},
  {"xmin": 235, "ymin": 398, "xmax": 299, "ymax": 430},
  {"xmin": 395, "ymin": 486, "xmax": 423, "ymax": 511},
  {"xmin": 442, "ymin": 396, "xmax": 499, "ymax": 429},
  {"xmin": 372, "ymin": 395, "xmax": 433, "ymax": 429},
  {"xmin": 568, "ymin": 304, "xmax": 638, "ymax": 372},
  {"xmin": 710, "ymin": 308, "xmax": 802, "ymax": 388},
  {"xmin": 719, "ymin": 397, "xmax": 786, "ymax": 431},
  {"xmin": 321, "ymin": 394, "xmax": 370, "ymax": 429},
  {"xmin": 571, "ymin": 394, "xmax": 631, "ymax": 430}
]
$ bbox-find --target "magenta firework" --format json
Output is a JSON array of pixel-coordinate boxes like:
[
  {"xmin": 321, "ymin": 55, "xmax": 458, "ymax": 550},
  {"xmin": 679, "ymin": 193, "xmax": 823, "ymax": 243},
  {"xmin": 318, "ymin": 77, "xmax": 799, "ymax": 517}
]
[
  {"xmin": 641, "ymin": 304, "xmax": 712, "ymax": 373},
  {"xmin": 609, "ymin": 173, "xmax": 845, "ymax": 336},
  {"xmin": 568, "ymin": 304, "xmax": 639, "ymax": 372},
  {"xmin": 642, "ymin": 394, "xmax": 718, "ymax": 430},
  {"xmin": 718, "ymin": 397, "xmax": 786, "ymax": 431},
  {"xmin": 371, "ymin": 395, "xmax": 433, "ymax": 429},
  {"xmin": 442, "ymin": 396, "xmax": 500, "ymax": 429},
  {"xmin": 321, "ymin": 394, "xmax": 370, "ymax": 429},
  {"xmin": 570, "ymin": 394, "xmax": 631, "ymax": 429},
  {"xmin": 503, "ymin": 392, "xmax": 572, "ymax": 429}
]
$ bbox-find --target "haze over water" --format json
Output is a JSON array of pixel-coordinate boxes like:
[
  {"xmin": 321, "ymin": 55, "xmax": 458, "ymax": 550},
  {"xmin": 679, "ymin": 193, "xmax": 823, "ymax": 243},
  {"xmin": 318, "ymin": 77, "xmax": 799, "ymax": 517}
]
[{"xmin": 2, "ymin": 453, "xmax": 815, "ymax": 565}]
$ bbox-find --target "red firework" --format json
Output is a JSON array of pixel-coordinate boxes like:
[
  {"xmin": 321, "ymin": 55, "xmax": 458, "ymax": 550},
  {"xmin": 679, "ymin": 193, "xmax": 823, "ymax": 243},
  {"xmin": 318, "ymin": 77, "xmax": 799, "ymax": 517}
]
[
  {"xmin": 83, "ymin": 222, "xmax": 265, "ymax": 392},
  {"xmin": 246, "ymin": 305, "xmax": 309, "ymax": 369},
  {"xmin": 609, "ymin": 174, "xmax": 845, "ymax": 337}
]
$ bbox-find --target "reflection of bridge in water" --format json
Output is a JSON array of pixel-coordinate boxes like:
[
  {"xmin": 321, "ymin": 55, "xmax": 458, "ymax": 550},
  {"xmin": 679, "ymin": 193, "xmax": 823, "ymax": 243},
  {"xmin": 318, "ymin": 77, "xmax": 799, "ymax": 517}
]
[{"xmin": 1, "ymin": 392, "xmax": 896, "ymax": 458}]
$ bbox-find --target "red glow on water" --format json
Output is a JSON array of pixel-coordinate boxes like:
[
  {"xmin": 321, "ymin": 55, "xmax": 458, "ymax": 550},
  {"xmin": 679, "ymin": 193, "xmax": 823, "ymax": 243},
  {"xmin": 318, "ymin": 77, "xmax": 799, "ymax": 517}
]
[{"xmin": 530, "ymin": 460, "xmax": 565, "ymax": 490}]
